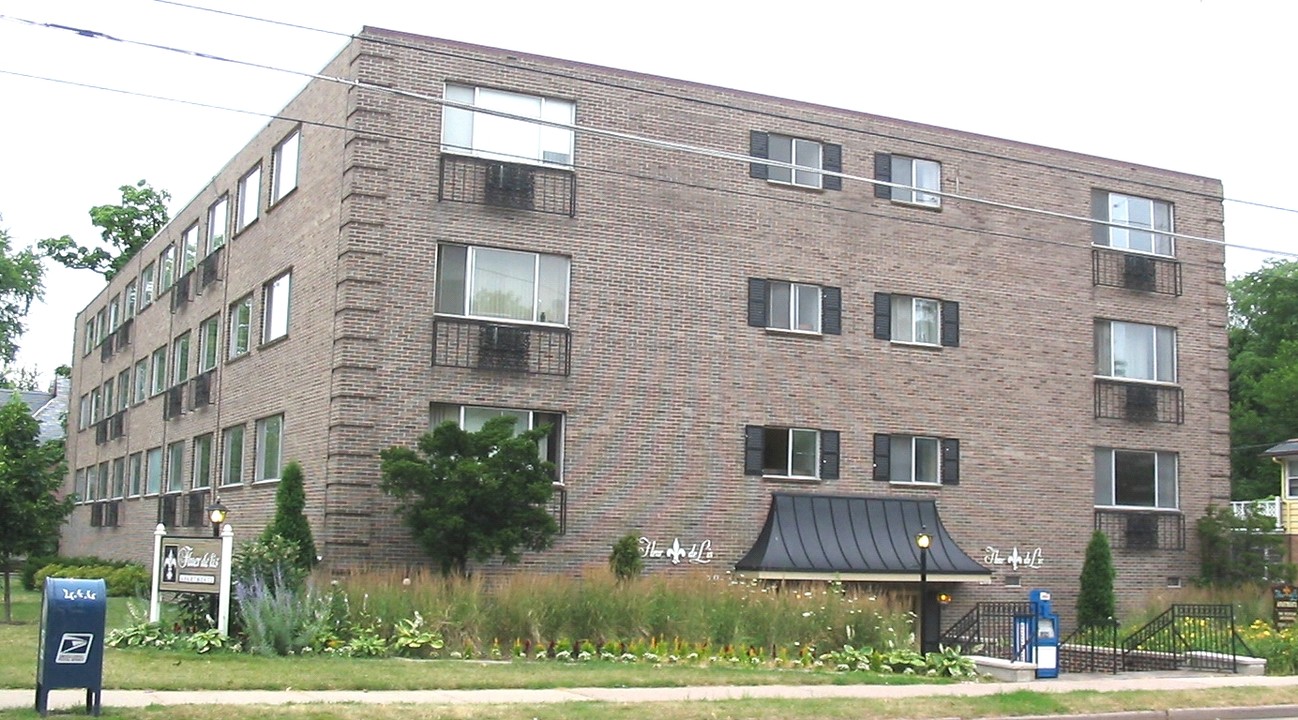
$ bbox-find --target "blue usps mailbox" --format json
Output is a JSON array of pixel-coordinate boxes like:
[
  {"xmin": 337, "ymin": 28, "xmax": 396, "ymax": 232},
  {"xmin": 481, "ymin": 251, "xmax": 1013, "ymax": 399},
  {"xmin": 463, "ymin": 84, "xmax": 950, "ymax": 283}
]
[{"xmin": 36, "ymin": 578, "xmax": 107, "ymax": 717}]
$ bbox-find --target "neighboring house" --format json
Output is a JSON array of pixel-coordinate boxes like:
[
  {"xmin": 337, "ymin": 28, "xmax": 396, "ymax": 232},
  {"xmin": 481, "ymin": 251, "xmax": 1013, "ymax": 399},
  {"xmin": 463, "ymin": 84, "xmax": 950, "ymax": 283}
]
[
  {"xmin": 1261, "ymin": 440, "xmax": 1298, "ymax": 563},
  {"xmin": 61, "ymin": 30, "xmax": 1229, "ymax": 628},
  {"xmin": 0, "ymin": 377, "xmax": 70, "ymax": 445}
]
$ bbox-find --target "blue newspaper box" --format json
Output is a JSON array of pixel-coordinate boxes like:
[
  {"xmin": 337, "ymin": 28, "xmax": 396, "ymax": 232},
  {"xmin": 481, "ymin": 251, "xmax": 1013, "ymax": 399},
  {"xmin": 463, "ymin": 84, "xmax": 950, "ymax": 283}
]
[{"xmin": 36, "ymin": 578, "xmax": 106, "ymax": 717}]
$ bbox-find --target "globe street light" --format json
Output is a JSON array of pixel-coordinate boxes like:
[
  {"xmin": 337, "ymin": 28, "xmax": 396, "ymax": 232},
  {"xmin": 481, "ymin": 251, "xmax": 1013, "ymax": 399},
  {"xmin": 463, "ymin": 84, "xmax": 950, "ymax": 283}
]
[
  {"xmin": 206, "ymin": 498, "xmax": 228, "ymax": 539},
  {"xmin": 915, "ymin": 528, "xmax": 931, "ymax": 654}
]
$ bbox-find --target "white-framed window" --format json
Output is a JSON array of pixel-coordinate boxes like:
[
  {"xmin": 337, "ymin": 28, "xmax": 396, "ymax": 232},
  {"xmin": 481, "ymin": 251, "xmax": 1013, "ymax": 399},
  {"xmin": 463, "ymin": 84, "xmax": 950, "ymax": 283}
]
[
  {"xmin": 889, "ymin": 435, "xmax": 941, "ymax": 484},
  {"xmin": 272, "ymin": 130, "xmax": 300, "ymax": 203},
  {"xmin": 237, "ymin": 165, "xmax": 261, "ymax": 231},
  {"xmin": 172, "ymin": 332, "xmax": 191, "ymax": 386},
  {"xmin": 90, "ymin": 388, "xmax": 101, "ymax": 424},
  {"xmin": 167, "ymin": 440, "xmax": 185, "ymax": 493},
  {"xmin": 208, "ymin": 196, "xmax": 229, "ymax": 252},
  {"xmin": 102, "ymin": 381, "xmax": 114, "ymax": 418},
  {"xmin": 95, "ymin": 308, "xmax": 106, "ymax": 345},
  {"xmin": 891, "ymin": 296, "xmax": 941, "ymax": 345},
  {"xmin": 116, "ymin": 370, "xmax": 130, "ymax": 412},
  {"xmin": 78, "ymin": 395, "xmax": 89, "ymax": 430},
  {"xmin": 743, "ymin": 426, "xmax": 839, "ymax": 480},
  {"xmin": 262, "ymin": 272, "xmax": 292, "ymax": 343},
  {"xmin": 229, "ymin": 295, "xmax": 253, "ymax": 358},
  {"xmin": 198, "ymin": 314, "xmax": 220, "ymax": 372},
  {"xmin": 430, "ymin": 403, "xmax": 564, "ymax": 477},
  {"xmin": 222, "ymin": 424, "xmax": 245, "ymax": 486},
  {"xmin": 97, "ymin": 462, "xmax": 108, "ymax": 499},
  {"xmin": 767, "ymin": 134, "xmax": 823, "ymax": 188},
  {"xmin": 133, "ymin": 359, "xmax": 148, "ymax": 405},
  {"xmin": 128, "ymin": 452, "xmax": 143, "ymax": 497},
  {"xmin": 890, "ymin": 155, "xmax": 941, "ymax": 207},
  {"xmin": 76, "ymin": 468, "xmax": 86, "ymax": 502},
  {"xmin": 140, "ymin": 262, "xmax": 155, "ymax": 307},
  {"xmin": 442, "ymin": 84, "xmax": 574, "ymax": 166},
  {"xmin": 145, "ymin": 447, "xmax": 163, "ymax": 495},
  {"xmin": 1094, "ymin": 448, "xmax": 1178, "ymax": 509},
  {"xmin": 255, "ymin": 414, "xmax": 284, "ymax": 482},
  {"xmin": 1098, "ymin": 191, "xmax": 1174, "ymax": 256},
  {"xmin": 124, "ymin": 279, "xmax": 138, "ymax": 318},
  {"xmin": 767, "ymin": 281, "xmax": 821, "ymax": 333},
  {"xmin": 159, "ymin": 245, "xmax": 176, "ymax": 292},
  {"xmin": 436, "ymin": 244, "xmax": 569, "ymax": 325},
  {"xmin": 1287, "ymin": 459, "xmax": 1298, "ymax": 499},
  {"xmin": 111, "ymin": 457, "xmax": 126, "ymax": 499},
  {"xmin": 150, "ymin": 345, "xmax": 167, "ymax": 396},
  {"xmin": 83, "ymin": 319, "xmax": 94, "ymax": 356},
  {"xmin": 193, "ymin": 433, "xmax": 213, "ymax": 489},
  {"xmin": 109, "ymin": 294, "xmax": 121, "ymax": 331},
  {"xmin": 181, "ymin": 223, "xmax": 199, "ymax": 275},
  {"xmin": 1095, "ymin": 320, "xmax": 1176, "ymax": 383}
]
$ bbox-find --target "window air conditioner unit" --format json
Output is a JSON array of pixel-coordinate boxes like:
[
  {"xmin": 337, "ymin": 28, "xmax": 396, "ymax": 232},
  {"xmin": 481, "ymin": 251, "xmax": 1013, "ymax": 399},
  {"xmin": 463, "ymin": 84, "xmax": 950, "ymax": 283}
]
[
  {"xmin": 484, "ymin": 162, "xmax": 535, "ymax": 209},
  {"xmin": 1125, "ymin": 513, "xmax": 1159, "ymax": 550},
  {"xmin": 1124, "ymin": 384, "xmax": 1159, "ymax": 422},
  {"xmin": 1123, "ymin": 253, "xmax": 1157, "ymax": 291}
]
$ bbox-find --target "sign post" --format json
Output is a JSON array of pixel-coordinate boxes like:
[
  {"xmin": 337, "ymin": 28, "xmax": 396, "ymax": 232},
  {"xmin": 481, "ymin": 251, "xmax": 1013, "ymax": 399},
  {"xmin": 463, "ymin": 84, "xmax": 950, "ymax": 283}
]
[
  {"xmin": 149, "ymin": 524, "xmax": 233, "ymax": 634},
  {"xmin": 1275, "ymin": 584, "xmax": 1297, "ymax": 630}
]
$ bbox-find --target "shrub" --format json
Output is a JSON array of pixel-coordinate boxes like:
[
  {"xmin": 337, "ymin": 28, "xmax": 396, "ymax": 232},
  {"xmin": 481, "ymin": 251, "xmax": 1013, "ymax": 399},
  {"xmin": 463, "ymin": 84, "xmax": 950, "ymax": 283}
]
[
  {"xmin": 1077, "ymin": 530, "xmax": 1116, "ymax": 628},
  {"xmin": 261, "ymin": 460, "xmax": 318, "ymax": 571},
  {"xmin": 32, "ymin": 561, "xmax": 148, "ymax": 597},
  {"xmin": 232, "ymin": 535, "xmax": 306, "ymax": 591},
  {"xmin": 23, "ymin": 555, "xmax": 138, "ymax": 591},
  {"xmin": 235, "ymin": 570, "xmax": 326, "ymax": 656},
  {"xmin": 609, "ymin": 534, "xmax": 643, "ymax": 582}
]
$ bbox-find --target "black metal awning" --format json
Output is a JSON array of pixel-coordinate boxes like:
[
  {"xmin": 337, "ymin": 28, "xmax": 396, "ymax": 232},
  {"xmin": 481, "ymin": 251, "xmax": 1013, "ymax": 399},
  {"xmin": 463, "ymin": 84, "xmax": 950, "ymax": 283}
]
[
  {"xmin": 1262, "ymin": 439, "xmax": 1298, "ymax": 458},
  {"xmin": 734, "ymin": 492, "xmax": 991, "ymax": 582}
]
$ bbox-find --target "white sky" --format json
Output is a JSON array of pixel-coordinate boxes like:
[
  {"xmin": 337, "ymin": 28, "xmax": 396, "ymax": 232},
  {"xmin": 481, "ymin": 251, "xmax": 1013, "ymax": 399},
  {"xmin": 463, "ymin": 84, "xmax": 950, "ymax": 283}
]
[{"xmin": 2, "ymin": 0, "xmax": 1295, "ymax": 385}]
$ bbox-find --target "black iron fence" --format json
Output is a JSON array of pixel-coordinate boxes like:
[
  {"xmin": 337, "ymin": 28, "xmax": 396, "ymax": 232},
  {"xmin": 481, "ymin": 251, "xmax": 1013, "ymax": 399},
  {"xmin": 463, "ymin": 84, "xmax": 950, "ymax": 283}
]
[
  {"xmin": 1094, "ymin": 379, "xmax": 1184, "ymax": 424},
  {"xmin": 1094, "ymin": 509, "xmax": 1186, "ymax": 551},
  {"xmin": 1122, "ymin": 604, "xmax": 1252, "ymax": 672},
  {"xmin": 1060, "ymin": 621, "xmax": 1121, "ymax": 673},
  {"xmin": 1092, "ymin": 247, "xmax": 1182, "ymax": 296},
  {"xmin": 433, "ymin": 317, "xmax": 571, "ymax": 377},
  {"xmin": 940, "ymin": 601, "xmax": 1033, "ymax": 660},
  {"xmin": 439, "ymin": 155, "xmax": 576, "ymax": 217}
]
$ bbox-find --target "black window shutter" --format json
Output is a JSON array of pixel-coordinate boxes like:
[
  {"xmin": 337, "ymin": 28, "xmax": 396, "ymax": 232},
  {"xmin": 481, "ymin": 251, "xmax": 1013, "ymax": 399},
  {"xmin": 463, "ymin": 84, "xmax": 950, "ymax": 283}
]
[
  {"xmin": 821, "ymin": 286, "xmax": 842, "ymax": 335},
  {"xmin": 819, "ymin": 430, "xmax": 840, "ymax": 480},
  {"xmin": 1091, "ymin": 188, "xmax": 1110, "ymax": 246},
  {"xmin": 873, "ymin": 292, "xmax": 892, "ymax": 340},
  {"xmin": 744, "ymin": 425, "xmax": 765, "ymax": 476},
  {"xmin": 747, "ymin": 278, "xmax": 768, "ymax": 328},
  {"xmin": 940, "ymin": 300, "xmax": 960, "ymax": 347},
  {"xmin": 874, "ymin": 152, "xmax": 892, "ymax": 199},
  {"xmin": 821, "ymin": 143, "xmax": 842, "ymax": 191},
  {"xmin": 941, "ymin": 438, "xmax": 960, "ymax": 485},
  {"xmin": 749, "ymin": 131, "xmax": 770, "ymax": 180},
  {"xmin": 872, "ymin": 433, "xmax": 891, "ymax": 481}
]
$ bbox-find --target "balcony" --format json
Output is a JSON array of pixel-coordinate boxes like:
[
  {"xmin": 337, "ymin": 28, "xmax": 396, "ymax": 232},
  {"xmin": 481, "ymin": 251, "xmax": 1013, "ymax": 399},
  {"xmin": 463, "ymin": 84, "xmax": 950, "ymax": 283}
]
[
  {"xmin": 1095, "ymin": 509, "xmax": 1185, "ymax": 551},
  {"xmin": 163, "ymin": 384, "xmax": 185, "ymax": 421},
  {"xmin": 1092, "ymin": 247, "xmax": 1181, "ymax": 296},
  {"xmin": 438, "ymin": 155, "xmax": 576, "ymax": 217},
  {"xmin": 1230, "ymin": 498, "xmax": 1281, "ymax": 530},
  {"xmin": 433, "ymin": 317, "xmax": 570, "ymax": 377},
  {"xmin": 1094, "ymin": 379, "xmax": 1183, "ymax": 424}
]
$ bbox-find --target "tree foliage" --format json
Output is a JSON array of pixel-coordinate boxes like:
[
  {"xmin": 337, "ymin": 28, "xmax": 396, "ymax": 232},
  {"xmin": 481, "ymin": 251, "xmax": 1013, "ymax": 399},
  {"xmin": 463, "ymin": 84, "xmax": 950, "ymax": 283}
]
[
  {"xmin": 609, "ymin": 533, "xmax": 644, "ymax": 582},
  {"xmin": 380, "ymin": 416, "xmax": 558, "ymax": 576},
  {"xmin": 37, "ymin": 180, "xmax": 170, "ymax": 281},
  {"xmin": 0, "ymin": 395, "xmax": 73, "ymax": 622},
  {"xmin": 1229, "ymin": 260, "xmax": 1298, "ymax": 500},
  {"xmin": 1197, "ymin": 504, "xmax": 1294, "ymax": 586},
  {"xmin": 1076, "ymin": 530, "xmax": 1116, "ymax": 629},
  {"xmin": 260, "ymin": 460, "xmax": 318, "ymax": 571},
  {"xmin": 0, "ymin": 365, "xmax": 40, "ymax": 391},
  {"xmin": 0, "ymin": 221, "xmax": 45, "ymax": 368}
]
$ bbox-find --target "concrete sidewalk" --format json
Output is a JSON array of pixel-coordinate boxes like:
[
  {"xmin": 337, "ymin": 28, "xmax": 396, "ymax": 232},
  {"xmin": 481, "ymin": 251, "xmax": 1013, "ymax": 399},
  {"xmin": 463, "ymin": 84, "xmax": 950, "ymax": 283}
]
[{"xmin": 4, "ymin": 672, "xmax": 1298, "ymax": 715}]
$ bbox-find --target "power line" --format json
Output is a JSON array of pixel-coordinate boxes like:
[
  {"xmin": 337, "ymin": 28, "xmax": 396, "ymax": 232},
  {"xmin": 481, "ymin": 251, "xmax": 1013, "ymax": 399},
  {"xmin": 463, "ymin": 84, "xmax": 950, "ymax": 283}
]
[{"xmin": 2, "ymin": 13, "xmax": 1296, "ymax": 261}]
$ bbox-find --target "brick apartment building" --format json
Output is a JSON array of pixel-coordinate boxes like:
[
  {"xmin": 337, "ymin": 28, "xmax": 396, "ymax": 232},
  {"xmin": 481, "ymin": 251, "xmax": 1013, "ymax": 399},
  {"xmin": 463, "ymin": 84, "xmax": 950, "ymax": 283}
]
[{"xmin": 61, "ymin": 28, "xmax": 1229, "ymax": 628}]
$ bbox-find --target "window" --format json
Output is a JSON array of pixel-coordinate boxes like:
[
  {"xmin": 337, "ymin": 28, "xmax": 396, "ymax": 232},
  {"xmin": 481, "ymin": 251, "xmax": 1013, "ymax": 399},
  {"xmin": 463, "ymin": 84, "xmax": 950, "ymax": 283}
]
[
  {"xmin": 262, "ymin": 272, "xmax": 292, "ymax": 343},
  {"xmin": 167, "ymin": 440, "xmax": 185, "ymax": 493},
  {"xmin": 198, "ymin": 314, "xmax": 220, "ymax": 372},
  {"xmin": 1095, "ymin": 320, "xmax": 1176, "ymax": 383},
  {"xmin": 874, "ymin": 293, "xmax": 960, "ymax": 347},
  {"xmin": 102, "ymin": 381, "xmax": 114, "ymax": 419},
  {"xmin": 159, "ymin": 245, "xmax": 176, "ymax": 292},
  {"xmin": 222, "ymin": 424, "xmax": 245, "ymax": 486},
  {"xmin": 109, "ymin": 294, "xmax": 121, "ymax": 331},
  {"xmin": 436, "ymin": 244, "xmax": 569, "ymax": 324},
  {"xmin": 237, "ymin": 165, "xmax": 261, "ymax": 231},
  {"xmin": 229, "ymin": 295, "xmax": 253, "ymax": 358},
  {"xmin": 208, "ymin": 196, "xmax": 229, "ymax": 252},
  {"xmin": 749, "ymin": 132, "xmax": 842, "ymax": 190},
  {"xmin": 145, "ymin": 447, "xmax": 163, "ymax": 495},
  {"xmin": 128, "ymin": 452, "xmax": 142, "ymax": 497},
  {"xmin": 1094, "ymin": 448, "xmax": 1178, "ymax": 509},
  {"xmin": 78, "ymin": 395, "xmax": 89, "ymax": 430},
  {"xmin": 97, "ymin": 462, "xmax": 109, "ymax": 499},
  {"xmin": 83, "ymin": 466, "xmax": 95, "ymax": 502},
  {"xmin": 1287, "ymin": 459, "xmax": 1298, "ymax": 499},
  {"xmin": 743, "ymin": 426, "xmax": 839, "ymax": 480},
  {"xmin": 116, "ymin": 370, "xmax": 130, "ymax": 412},
  {"xmin": 90, "ymin": 388, "xmax": 101, "ymax": 424},
  {"xmin": 255, "ymin": 414, "xmax": 284, "ymax": 481},
  {"xmin": 141, "ymin": 263, "xmax": 155, "ymax": 307},
  {"xmin": 873, "ymin": 433, "xmax": 960, "ymax": 485},
  {"xmin": 124, "ymin": 280, "xmax": 138, "ymax": 318},
  {"xmin": 875, "ymin": 154, "xmax": 941, "ymax": 207},
  {"xmin": 193, "ymin": 434, "xmax": 213, "ymax": 489},
  {"xmin": 83, "ymin": 319, "xmax": 94, "ymax": 355},
  {"xmin": 272, "ymin": 130, "xmax": 300, "ymax": 203},
  {"xmin": 95, "ymin": 308, "xmax": 106, "ymax": 345},
  {"xmin": 442, "ymin": 84, "xmax": 574, "ymax": 166},
  {"xmin": 133, "ymin": 359, "xmax": 148, "ymax": 404},
  {"xmin": 172, "ymin": 332, "xmax": 191, "ymax": 386},
  {"xmin": 150, "ymin": 346, "xmax": 167, "ymax": 396},
  {"xmin": 430, "ymin": 403, "xmax": 564, "ymax": 476},
  {"xmin": 1093, "ymin": 190, "xmax": 1173, "ymax": 256},
  {"xmin": 181, "ymin": 223, "xmax": 199, "ymax": 275},
  {"xmin": 111, "ymin": 457, "xmax": 126, "ymax": 498},
  {"xmin": 746, "ymin": 279, "xmax": 840, "ymax": 335}
]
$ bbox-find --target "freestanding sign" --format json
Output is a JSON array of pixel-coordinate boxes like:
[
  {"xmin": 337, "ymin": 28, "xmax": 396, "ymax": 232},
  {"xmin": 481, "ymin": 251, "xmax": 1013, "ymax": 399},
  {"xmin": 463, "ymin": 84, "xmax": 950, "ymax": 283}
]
[
  {"xmin": 149, "ymin": 523, "xmax": 233, "ymax": 635},
  {"xmin": 36, "ymin": 578, "xmax": 107, "ymax": 717},
  {"xmin": 1274, "ymin": 584, "xmax": 1297, "ymax": 630}
]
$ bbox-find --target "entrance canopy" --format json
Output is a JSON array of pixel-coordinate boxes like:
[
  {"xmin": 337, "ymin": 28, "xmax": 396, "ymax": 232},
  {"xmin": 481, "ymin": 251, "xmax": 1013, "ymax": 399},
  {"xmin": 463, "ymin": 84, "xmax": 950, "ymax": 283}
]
[{"xmin": 735, "ymin": 492, "xmax": 990, "ymax": 582}]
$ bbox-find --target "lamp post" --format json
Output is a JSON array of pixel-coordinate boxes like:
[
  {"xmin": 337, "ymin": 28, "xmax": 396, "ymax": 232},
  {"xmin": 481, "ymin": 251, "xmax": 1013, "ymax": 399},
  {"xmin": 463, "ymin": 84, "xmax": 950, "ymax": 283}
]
[
  {"xmin": 915, "ymin": 528, "xmax": 931, "ymax": 654},
  {"xmin": 206, "ymin": 498, "xmax": 228, "ymax": 538}
]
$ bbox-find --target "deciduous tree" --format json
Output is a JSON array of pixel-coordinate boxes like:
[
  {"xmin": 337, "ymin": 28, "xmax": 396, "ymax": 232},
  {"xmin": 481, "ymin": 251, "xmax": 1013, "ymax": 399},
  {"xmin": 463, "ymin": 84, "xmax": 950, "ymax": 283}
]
[
  {"xmin": 380, "ymin": 416, "xmax": 558, "ymax": 576},
  {"xmin": 0, "ymin": 221, "xmax": 44, "ymax": 368},
  {"xmin": 37, "ymin": 180, "xmax": 170, "ymax": 281}
]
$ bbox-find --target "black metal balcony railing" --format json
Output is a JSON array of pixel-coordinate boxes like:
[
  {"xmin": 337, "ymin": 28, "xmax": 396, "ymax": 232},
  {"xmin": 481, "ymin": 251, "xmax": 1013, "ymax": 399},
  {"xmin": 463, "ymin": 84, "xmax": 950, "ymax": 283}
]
[
  {"xmin": 171, "ymin": 273, "xmax": 193, "ymax": 312},
  {"xmin": 108, "ymin": 411, "xmax": 125, "ymax": 440},
  {"xmin": 94, "ymin": 420, "xmax": 109, "ymax": 445},
  {"xmin": 1094, "ymin": 379, "xmax": 1184, "ymax": 424},
  {"xmin": 433, "ymin": 317, "xmax": 571, "ymax": 377},
  {"xmin": 438, "ymin": 154, "xmax": 576, "ymax": 217},
  {"xmin": 116, "ymin": 319, "xmax": 133, "ymax": 352},
  {"xmin": 163, "ymin": 384, "xmax": 185, "ymax": 421},
  {"xmin": 190, "ymin": 370, "xmax": 214, "ymax": 410},
  {"xmin": 199, "ymin": 248, "xmax": 223, "ymax": 290},
  {"xmin": 1095, "ymin": 509, "xmax": 1186, "ymax": 551},
  {"xmin": 1092, "ymin": 247, "xmax": 1182, "ymax": 296}
]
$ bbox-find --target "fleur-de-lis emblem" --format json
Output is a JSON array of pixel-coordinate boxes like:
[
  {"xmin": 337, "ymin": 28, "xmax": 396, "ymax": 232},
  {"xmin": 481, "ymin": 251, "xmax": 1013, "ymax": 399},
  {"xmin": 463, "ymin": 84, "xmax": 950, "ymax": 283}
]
[{"xmin": 666, "ymin": 538, "xmax": 686, "ymax": 564}]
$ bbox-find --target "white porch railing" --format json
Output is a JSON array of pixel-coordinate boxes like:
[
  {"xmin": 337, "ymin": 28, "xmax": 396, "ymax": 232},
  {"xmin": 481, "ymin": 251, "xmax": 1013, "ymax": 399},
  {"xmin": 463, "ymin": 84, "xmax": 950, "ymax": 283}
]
[{"xmin": 1230, "ymin": 498, "xmax": 1281, "ymax": 529}]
